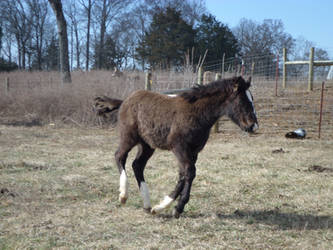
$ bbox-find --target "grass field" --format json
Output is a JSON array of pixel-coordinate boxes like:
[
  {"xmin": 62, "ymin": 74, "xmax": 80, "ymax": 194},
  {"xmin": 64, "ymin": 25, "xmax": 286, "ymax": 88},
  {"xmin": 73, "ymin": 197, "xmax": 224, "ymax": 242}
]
[{"xmin": 1, "ymin": 124, "xmax": 332, "ymax": 249}]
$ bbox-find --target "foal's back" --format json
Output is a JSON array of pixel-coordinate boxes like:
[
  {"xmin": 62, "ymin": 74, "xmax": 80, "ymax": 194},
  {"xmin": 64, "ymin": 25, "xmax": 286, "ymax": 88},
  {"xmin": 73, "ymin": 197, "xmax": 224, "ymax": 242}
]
[{"xmin": 118, "ymin": 90, "xmax": 191, "ymax": 150}]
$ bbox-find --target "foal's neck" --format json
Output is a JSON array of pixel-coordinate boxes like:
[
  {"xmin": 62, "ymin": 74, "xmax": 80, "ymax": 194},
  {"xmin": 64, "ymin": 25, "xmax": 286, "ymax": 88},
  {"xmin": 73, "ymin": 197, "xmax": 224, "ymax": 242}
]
[{"xmin": 192, "ymin": 94, "xmax": 229, "ymax": 127}]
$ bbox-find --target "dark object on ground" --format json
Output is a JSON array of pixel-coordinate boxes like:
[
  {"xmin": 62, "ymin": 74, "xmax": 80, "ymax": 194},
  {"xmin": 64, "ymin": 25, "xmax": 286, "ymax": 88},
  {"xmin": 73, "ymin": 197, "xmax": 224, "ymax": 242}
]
[
  {"xmin": 272, "ymin": 148, "xmax": 288, "ymax": 154},
  {"xmin": 308, "ymin": 165, "xmax": 333, "ymax": 173},
  {"xmin": 285, "ymin": 128, "xmax": 306, "ymax": 139},
  {"xmin": 0, "ymin": 188, "xmax": 16, "ymax": 197}
]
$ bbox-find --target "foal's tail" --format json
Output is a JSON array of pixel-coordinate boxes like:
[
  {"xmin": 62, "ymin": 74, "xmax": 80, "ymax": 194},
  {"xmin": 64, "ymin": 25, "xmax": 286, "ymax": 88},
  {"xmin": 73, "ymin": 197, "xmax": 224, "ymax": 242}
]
[{"xmin": 94, "ymin": 96, "xmax": 123, "ymax": 124}]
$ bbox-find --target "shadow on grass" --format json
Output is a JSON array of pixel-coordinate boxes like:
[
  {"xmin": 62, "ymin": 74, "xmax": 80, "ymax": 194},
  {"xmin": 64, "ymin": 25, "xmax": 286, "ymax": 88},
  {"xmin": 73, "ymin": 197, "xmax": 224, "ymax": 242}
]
[
  {"xmin": 155, "ymin": 212, "xmax": 207, "ymax": 220},
  {"xmin": 217, "ymin": 209, "xmax": 333, "ymax": 230}
]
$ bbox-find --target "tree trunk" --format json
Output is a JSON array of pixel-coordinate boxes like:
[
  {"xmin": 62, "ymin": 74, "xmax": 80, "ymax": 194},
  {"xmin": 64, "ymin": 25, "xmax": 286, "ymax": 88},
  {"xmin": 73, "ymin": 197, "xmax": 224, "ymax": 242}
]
[
  {"xmin": 98, "ymin": 0, "xmax": 107, "ymax": 70},
  {"xmin": 15, "ymin": 35, "xmax": 22, "ymax": 69},
  {"xmin": 85, "ymin": 0, "xmax": 92, "ymax": 71},
  {"xmin": 74, "ymin": 23, "xmax": 80, "ymax": 69},
  {"xmin": 48, "ymin": 0, "xmax": 71, "ymax": 84}
]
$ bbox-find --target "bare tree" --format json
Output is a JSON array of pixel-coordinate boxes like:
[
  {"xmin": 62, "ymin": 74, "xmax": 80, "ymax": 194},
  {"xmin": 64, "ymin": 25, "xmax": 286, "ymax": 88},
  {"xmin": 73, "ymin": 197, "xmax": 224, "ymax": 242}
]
[
  {"xmin": 48, "ymin": 0, "xmax": 71, "ymax": 83},
  {"xmin": 234, "ymin": 18, "xmax": 294, "ymax": 56},
  {"xmin": 27, "ymin": 0, "xmax": 49, "ymax": 70},
  {"xmin": 0, "ymin": 0, "xmax": 34, "ymax": 69},
  {"xmin": 93, "ymin": 0, "xmax": 131, "ymax": 69},
  {"xmin": 78, "ymin": 0, "xmax": 94, "ymax": 71},
  {"xmin": 66, "ymin": 0, "xmax": 82, "ymax": 70}
]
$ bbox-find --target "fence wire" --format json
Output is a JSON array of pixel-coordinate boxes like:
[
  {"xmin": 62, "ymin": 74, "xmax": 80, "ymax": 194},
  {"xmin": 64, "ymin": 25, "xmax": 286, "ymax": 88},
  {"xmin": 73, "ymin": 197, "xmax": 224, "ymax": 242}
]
[
  {"xmin": 151, "ymin": 53, "xmax": 333, "ymax": 139},
  {"xmin": 1, "ymin": 56, "xmax": 332, "ymax": 139}
]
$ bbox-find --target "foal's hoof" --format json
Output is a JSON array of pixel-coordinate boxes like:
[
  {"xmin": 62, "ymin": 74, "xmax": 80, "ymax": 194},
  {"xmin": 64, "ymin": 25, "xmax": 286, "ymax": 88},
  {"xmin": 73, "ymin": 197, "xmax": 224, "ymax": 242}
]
[
  {"xmin": 144, "ymin": 207, "xmax": 152, "ymax": 214},
  {"xmin": 151, "ymin": 208, "xmax": 157, "ymax": 215},
  {"xmin": 172, "ymin": 208, "xmax": 180, "ymax": 219},
  {"xmin": 119, "ymin": 195, "xmax": 127, "ymax": 204}
]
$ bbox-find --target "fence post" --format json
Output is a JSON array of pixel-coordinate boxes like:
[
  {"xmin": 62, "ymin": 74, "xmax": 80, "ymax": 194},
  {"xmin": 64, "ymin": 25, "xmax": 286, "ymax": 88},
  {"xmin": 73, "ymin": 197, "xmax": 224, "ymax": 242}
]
[
  {"xmin": 275, "ymin": 53, "xmax": 279, "ymax": 96},
  {"xmin": 213, "ymin": 73, "xmax": 222, "ymax": 133},
  {"xmin": 4, "ymin": 77, "xmax": 10, "ymax": 94},
  {"xmin": 308, "ymin": 47, "xmax": 314, "ymax": 91},
  {"xmin": 241, "ymin": 59, "xmax": 245, "ymax": 76},
  {"xmin": 234, "ymin": 58, "xmax": 237, "ymax": 76},
  {"xmin": 318, "ymin": 81, "xmax": 325, "ymax": 138},
  {"xmin": 250, "ymin": 62, "xmax": 255, "ymax": 78},
  {"xmin": 145, "ymin": 71, "xmax": 152, "ymax": 90},
  {"xmin": 198, "ymin": 66, "xmax": 203, "ymax": 85},
  {"xmin": 282, "ymin": 48, "xmax": 287, "ymax": 89},
  {"xmin": 221, "ymin": 53, "xmax": 225, "ymax": 77}
]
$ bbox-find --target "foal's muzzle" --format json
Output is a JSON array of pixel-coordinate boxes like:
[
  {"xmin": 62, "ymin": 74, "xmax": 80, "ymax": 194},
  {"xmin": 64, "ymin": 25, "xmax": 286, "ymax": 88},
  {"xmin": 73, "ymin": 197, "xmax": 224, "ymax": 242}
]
[{"xmin": 245, "ymin": 123, "xmax": 259, "ymax": 133}]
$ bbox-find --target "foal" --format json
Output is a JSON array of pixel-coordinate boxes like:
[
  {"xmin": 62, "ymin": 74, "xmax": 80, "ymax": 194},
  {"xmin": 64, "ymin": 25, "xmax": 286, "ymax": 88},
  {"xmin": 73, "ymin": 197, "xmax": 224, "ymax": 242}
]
[{"xmin": 94, "ymin": 76, "xmax": 258, "ymax": 218}]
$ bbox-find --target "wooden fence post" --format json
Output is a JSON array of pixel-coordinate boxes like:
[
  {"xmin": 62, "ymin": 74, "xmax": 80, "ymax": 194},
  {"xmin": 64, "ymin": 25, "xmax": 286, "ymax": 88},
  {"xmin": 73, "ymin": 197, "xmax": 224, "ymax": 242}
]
[
  {"xmin": 221, "ymin": 53, "xmax": 225, "ymax": 77},
  {"xmin": 213, "ymin": 73, "xmax": 222, "ymax": 133},
  {"xmin": 308, "ymin": 47, "xmax": 314, "ymax": 91},
  {"xmin": 4, "ymin": 77, "xmax": 10, "ymax": 94},
  {"xmin": 198, "ymin": 66, "xmax": 203, "ymax": 85},
  {"xmin": 282, "ymin": 48, "xmax": 287, "ymax": 89},
  {"xmin": 145, "ymin": 71, "xmax": 152, "ymax": 90},
  {"xmin": 251, "ymin": 62, "xmax": 255, "ymax": 78}
]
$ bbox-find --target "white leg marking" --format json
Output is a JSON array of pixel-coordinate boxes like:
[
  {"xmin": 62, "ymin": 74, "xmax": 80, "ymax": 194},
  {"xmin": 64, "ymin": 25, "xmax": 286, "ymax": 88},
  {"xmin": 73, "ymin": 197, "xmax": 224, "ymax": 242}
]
[
  {"xmin": 253, "ymin": 123, "xmax": 259, "ymax": 132},
  {"xmin": 151, "ymin": 195, "xmax": 174, "ymax": 214},
  {"xmin": 140, "ymin": 182, "xmax": 151, "ymax": 209},
  {"xmin": 119, "ymin": 170, "xmax": 128, "ymax": 203}
]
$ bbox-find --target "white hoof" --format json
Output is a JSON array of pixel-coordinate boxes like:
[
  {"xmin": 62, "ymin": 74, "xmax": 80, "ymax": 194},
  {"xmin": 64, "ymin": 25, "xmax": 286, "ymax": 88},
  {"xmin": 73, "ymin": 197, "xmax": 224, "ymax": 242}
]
[
  {"xmin": 119, "ymin": 193, "xmax": 128, "ymax": 204},
  {"xmin": 151, "ymin": 196, "xmax": 174, "ymax": 214}
]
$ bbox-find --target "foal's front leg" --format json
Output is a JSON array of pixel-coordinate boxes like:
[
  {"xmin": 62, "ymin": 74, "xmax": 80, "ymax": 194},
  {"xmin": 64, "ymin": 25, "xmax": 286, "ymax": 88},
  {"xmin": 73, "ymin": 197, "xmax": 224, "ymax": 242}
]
[
  {"xmin": 172, "ymin": 164, "xmax": 196, "ymax": 218},
  {"xmin": 151, "ymin": 170, "xmax": 185, "ymax": 215},
  {"xmin": 151, "ymin": 146, "xmax": 197, "ymax": 218}
]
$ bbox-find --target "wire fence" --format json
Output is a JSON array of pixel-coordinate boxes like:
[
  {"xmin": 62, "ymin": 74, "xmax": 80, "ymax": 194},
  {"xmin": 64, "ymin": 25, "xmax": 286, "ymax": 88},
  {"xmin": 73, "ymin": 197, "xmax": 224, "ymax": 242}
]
[
  {"xmin": 150, "ymin": 52, "xmax": 333, "ymax": 140},
  {"xmin": 1, "ymin": 54, "xmax": 332, "ymax": 139}
]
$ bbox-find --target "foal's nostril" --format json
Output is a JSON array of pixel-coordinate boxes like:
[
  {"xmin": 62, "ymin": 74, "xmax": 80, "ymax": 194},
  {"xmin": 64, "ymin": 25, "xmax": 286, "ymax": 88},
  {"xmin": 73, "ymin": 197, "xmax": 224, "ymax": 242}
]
[
  {"xmin": 252, "ymin": 123, "xmax": 259, "ymax": 132},
  {"xmin": 246, "ymin": 123, "xmax": 258, "ymax": 133}
]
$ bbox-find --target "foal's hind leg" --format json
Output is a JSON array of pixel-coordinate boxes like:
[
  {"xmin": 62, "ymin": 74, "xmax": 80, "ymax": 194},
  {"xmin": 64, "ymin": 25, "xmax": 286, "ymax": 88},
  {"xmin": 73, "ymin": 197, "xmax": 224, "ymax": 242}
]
[
  {"xmin": 132, "ymin": 142, "xmax": 155, "ymax": 212},
  {"xmin": 115, "ymin": 137, "xmax": 137, "ymax": 204}
]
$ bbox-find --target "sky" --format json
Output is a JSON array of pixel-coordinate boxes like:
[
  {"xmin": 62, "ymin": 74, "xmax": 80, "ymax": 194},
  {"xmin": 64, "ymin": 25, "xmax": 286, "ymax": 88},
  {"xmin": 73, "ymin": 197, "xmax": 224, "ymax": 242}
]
[{"xmin": 205, "ymin": 0, "xmax": 333, "ymax": 58}]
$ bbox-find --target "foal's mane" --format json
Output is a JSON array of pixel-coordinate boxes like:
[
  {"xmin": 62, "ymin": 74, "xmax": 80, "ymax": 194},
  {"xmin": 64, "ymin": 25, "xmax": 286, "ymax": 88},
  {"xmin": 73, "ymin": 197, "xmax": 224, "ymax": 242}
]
[{"xmin": 180, "ymin": 76, "xmax": 246, "ymax": 103}]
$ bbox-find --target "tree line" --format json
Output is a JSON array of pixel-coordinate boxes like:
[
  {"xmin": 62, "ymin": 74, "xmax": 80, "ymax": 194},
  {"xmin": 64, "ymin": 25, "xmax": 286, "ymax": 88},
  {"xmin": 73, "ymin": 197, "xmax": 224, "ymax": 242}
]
[{"xmin": 0, "ymin": 0, "xmax": 329, "ymax": 74}]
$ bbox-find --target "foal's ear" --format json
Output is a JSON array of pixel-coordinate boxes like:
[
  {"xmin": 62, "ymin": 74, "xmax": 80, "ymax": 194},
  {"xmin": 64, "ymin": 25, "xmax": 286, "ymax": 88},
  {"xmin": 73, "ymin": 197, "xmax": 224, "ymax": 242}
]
[
  {"xmin": 232, "ymin": 76, "xmax": 242, "ymax": 92},
  {"xmin": 245, "ymin": 76, "xmax": 252, "ymax": 90},
  {"xmin": 233, "ymin": 83, "xmax": 239, "ymax": 92},
  {"xmin": 247, "ymin": 76, "xmax": 252, "ymax": 84}
]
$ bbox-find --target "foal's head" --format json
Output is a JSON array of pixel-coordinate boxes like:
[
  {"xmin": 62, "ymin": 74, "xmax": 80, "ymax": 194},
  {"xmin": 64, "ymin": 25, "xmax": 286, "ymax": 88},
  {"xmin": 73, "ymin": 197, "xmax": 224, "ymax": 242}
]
[{"xmin": 226, "ymin": 76, "xmax": 258, "ymax": 133}]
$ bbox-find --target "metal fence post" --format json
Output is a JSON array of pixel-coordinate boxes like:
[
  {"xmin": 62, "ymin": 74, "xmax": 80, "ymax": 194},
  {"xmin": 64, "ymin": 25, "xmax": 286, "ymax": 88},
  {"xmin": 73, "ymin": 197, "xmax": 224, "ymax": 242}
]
[
  {"xmin": 275, "ymin": 53, "xmax": 279, "ymax": 96},
  {"xmin": 308, "ymin": 47, "xmax": 314, "ymax": 91},
  {"xmin": 318, "ymin": 81, "xmax": 325, "ymax": 138},
  {"xmin": 282, "ymin": 48, "xmax": 287, "ymax": 89}
]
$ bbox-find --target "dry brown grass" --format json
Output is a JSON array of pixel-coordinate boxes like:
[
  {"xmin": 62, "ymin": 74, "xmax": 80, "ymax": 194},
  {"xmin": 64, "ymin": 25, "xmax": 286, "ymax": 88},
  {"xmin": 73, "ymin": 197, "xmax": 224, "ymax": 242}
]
[
  {"xmin": 0, "ymin": 70, "xmax": 145, "ymax": 127},
  {"xmin": 0, "ymin": 125, "xmax": 332, "ymax": 249}
]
